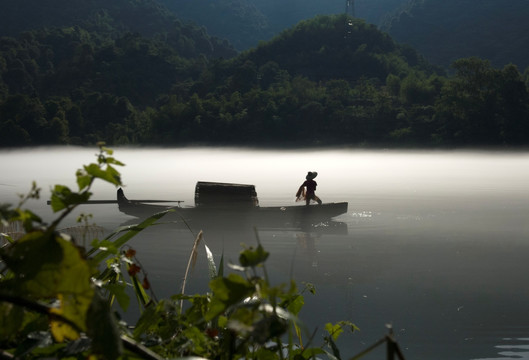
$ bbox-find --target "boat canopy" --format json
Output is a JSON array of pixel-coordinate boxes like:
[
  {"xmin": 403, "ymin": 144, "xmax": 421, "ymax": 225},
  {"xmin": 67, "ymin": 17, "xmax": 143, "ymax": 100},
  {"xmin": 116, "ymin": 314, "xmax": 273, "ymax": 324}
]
[{"xmin": 194, "ymin": 181, "xmax": 259, "ymax": 208}]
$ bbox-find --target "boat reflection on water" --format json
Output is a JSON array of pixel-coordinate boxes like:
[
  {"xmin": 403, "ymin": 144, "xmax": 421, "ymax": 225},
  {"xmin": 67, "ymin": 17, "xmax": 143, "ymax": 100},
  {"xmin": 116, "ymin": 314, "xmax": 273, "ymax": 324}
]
[
  {"xmin": 116, "ymin": 185, "xmax": 348, "ymax": 281},
  {"xmin": 295, "ymin": 231, "xmax": 320, "ymax": 269},
  {"xmin": 118, "ymin": 207, "xmax": 348, "ymax": 235}
]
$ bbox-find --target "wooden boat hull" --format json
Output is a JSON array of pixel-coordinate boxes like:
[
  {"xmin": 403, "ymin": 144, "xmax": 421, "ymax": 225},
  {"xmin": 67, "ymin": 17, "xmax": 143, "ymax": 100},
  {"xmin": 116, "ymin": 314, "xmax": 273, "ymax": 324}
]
[{"xmin": 117, "ymin": 189, "xmax": 348, "ymax": 228}]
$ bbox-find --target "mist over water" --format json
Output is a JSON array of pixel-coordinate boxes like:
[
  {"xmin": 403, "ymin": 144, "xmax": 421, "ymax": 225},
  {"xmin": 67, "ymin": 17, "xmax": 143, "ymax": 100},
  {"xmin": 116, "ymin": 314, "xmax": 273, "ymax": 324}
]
[{"xmin": 2, "ymin": 146, "xmax": 529, "ymax": 360}]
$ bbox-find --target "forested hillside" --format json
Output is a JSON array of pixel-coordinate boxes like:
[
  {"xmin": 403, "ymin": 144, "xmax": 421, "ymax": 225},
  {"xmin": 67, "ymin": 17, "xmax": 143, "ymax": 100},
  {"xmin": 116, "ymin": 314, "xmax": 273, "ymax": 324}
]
[
  {"xmin": 1, "ymin": 11, "xmax": 529, "ymax": 148},
  {"xmin": 0, "ymin": 0, "xmax": 237, "ymax": 59},
  {"xmin": 145, "ymin": 15, "xmax": 444, "ymax": 145},
  {"xmin": 382, "ymin": 0, "xmax": 529, "ymax": 69},
  {"xmin": 157, "ymin": 0, "xmax": 407, "ymax": 51},
  {"xmin": 239, "ymin": 16, "xmax": 437, "ymax": 82}
]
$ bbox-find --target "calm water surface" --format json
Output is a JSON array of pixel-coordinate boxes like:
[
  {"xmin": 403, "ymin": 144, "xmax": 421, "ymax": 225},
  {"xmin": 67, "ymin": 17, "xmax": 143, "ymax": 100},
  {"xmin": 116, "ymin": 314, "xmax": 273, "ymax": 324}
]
[{"xmin": 2, "ymin": 146, "xmax": 529, "ymax": 360}]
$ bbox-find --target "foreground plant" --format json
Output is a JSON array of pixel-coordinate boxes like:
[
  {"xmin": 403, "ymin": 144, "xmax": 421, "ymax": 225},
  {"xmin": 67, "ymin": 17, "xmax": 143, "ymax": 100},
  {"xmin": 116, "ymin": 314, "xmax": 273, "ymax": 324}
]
[
  {"xmin": 0, "ymin": 146, "xmax": 357, "ymax": 359},
  {"xmin": 0, "ymin": 144, "xmax": 145, "ymax": 359}
]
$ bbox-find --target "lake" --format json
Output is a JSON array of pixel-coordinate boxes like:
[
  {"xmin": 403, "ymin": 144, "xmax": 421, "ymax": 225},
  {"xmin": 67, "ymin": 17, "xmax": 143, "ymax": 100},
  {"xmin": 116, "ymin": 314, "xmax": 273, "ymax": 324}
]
[{"xmin": 2, "ymin": 146, "xmax": 529, "ymax": 360}]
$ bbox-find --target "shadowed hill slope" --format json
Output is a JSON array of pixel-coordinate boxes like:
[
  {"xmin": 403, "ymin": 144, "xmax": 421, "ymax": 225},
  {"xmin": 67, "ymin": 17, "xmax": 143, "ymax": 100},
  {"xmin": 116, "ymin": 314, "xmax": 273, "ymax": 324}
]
[
  {"xmin": 0, "ymin": 0, "xmax": 237, "ymax": 59},
  {"xmin": 382, "ymin": 0, "xmax": 529, "ymax": 70},
  {"xmin": 236, "ymin": 14, "xmax": 440, "ymax": 83}
]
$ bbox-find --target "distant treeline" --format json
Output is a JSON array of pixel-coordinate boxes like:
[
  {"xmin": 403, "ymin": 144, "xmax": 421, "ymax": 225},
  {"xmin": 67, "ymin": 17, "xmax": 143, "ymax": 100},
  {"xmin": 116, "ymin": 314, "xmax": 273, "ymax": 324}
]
[{"xmin": 1, "ymin": 15, "xmax": 529, "ymax": 148}]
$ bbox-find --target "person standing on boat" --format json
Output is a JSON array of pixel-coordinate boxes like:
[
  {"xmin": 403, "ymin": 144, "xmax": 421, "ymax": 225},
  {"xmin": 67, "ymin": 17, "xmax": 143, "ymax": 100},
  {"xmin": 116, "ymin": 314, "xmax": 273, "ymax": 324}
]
[{"xmin": 296, "ymin": 171, "xmax": 322, "ymax": 206}]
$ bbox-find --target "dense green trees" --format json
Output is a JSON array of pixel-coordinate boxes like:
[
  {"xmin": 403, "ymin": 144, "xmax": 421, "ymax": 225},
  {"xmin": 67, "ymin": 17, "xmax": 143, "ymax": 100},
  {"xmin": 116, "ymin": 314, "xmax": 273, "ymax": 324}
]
[
  {"xmin": 1, "ymin": 12, "xmax": 529, "ymax": 148},
  {"xmin": 0, "ymin": 0, "xmax": 237, "ymax": 60},
  {"xmin": 0, "ymin": 22, "xmax": 216, "ymax": 146},
  {"xmin": 0, "ymin": 95, "xmax": 64, "ymax": 146},
  {"xmin": 434, "ymin": 58, "xmax": 529, "ymax": 145},
  {"xmin": 159, "ymin": 0, "xmax": 271, "ymax": 51}
]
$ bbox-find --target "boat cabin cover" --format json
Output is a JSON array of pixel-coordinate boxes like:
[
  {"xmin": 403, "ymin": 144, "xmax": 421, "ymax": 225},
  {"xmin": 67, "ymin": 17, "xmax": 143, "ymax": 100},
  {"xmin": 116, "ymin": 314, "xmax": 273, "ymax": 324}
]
[{"xmin": 194, "ymin": 182, "xmax": 259, "ymax": 208}]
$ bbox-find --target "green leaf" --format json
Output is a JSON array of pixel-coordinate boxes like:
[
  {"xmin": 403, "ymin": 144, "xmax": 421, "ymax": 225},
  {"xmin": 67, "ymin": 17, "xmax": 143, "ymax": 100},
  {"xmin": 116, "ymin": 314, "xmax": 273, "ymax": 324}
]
[
  {"xmin": 104, "ymin": 157, "xmax": 125, "ymax": 167},
  {"xmin": 84, "ymin": 164, "xmax": 121, "ymax": 187},
  {"xmin": 1, "ymin": 231, "xmax": 63, "ymax": 281},
  {"xmin": 88, "ymin": 227, "xmax": 134, "ymax": 257},
  {"xmin": 304, "ymin": 282, "xmax": 316, "ymax": 295},
  {"xmin": 185, "ymin": 295, "xmax": 210, "ymax": 324},
  {"xmin": 250, "ymin": 313, "xmax": 288, "ymax": 344},
  {"xmin": 49, "ymin": 185, "xmax": 91, "ymax": 212},
  {"xmin": 292, "ymin": 347, "xmax": 326, "ymax": 359},
  {"xmin": 206, "ymin": 273, "xmax": 254, "ymax": 320},
  {"xmin": 286, "ymin": 294, "xmax": 304, "ymax": 316},
  {"xmin": 89, "ymin": 239, "xmax": 120, "ymax": 257},
  {"xmin": 325, "ymin": 323, "xmax": 344, "ymax": 341},
  {"xmin": 3, "ymin": 231, "xmax": 95, "ymax": 339},
  {"xmin": 182, "ymin": 326, "xmax": 210, "ymax": 354},
  {"xmin": 128, "ymin": 263, "xmax": 150, "ymax": 309},
  {"xmin": 0, "ymin": 302, "xmax": 24, "ymax": 340},
  {"xmin": 50, "ymin": 293, "xmax": 85, "ymax": 341},
  {"xmin": 76, "ymin": 170, "xmax": 92, "ymax": 191},
  {"xmin": 91, "ymin": 211, "xmax": 171, "ymax": 264},
  {"xmin": 253, "ymin": 347, "xmax": 278, "ymax": 360},
  {"xmin": 104, "ymin": 283, "xmax": 130, "ymax": 312},
  {"xmin": 86, "ymin": 291, "xmax": 123, "ymax": 359},
  {"xmin": 239, "ymin": 244, "xmax": 269, "ymax": 268},
  {"xmin": 218, "ymin": 315, "xmax": 228, "ymax": 328},
  {"xmin": 133, "ymin": 304, "xmax": 159, "ymax": 337}
]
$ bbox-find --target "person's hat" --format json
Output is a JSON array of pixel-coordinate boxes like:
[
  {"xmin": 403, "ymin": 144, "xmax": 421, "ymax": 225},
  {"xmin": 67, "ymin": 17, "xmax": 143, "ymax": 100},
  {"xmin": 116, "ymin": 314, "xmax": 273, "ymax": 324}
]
[{"xmin": 306, "ymin": 171, "xmax": 318, "ymax": 180}]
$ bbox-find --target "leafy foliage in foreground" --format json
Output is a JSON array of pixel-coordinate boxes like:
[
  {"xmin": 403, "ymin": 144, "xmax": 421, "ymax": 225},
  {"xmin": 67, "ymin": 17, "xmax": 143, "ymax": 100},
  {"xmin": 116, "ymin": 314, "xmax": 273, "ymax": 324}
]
[{"xmin": 0, "ymin": 146, "xmax": 358, "ymax": 359}]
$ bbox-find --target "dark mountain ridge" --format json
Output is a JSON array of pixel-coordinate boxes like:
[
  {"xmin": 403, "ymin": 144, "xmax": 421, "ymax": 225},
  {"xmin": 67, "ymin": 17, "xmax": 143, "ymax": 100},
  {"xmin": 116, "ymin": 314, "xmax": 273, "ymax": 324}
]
[
  {"xmin": 154, "ymin": 0, "xmax": 409, "ymax": 51},
  {"xmin": 237, "ymin": 14, "xmax": 439, "ymax": 83},
  {"xmin": 1, "ymin": 5, "xmax": 528, "ymax": 148},
  {"xmin": 5, "ymin": 0, "xmax": 529, "ymax": 72}
]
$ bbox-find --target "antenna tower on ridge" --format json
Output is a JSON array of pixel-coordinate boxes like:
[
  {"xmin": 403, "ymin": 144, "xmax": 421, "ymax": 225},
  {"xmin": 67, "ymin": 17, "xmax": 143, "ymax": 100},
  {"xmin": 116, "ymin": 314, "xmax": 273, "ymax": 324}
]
[
  {"xmin": 344, "ymin": 0, "xmax": 355, "ymax": 38},
  {"xmin": 345, "ymin": 0, "xmax": 355, "ymax": 18}
]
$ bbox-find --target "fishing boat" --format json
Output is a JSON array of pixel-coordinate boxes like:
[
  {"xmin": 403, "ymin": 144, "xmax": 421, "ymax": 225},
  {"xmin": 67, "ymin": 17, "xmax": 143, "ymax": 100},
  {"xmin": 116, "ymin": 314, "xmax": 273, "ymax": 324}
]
[{"xmin": 117, "ymin": 181, "xmax": 348, "ymax": 228}]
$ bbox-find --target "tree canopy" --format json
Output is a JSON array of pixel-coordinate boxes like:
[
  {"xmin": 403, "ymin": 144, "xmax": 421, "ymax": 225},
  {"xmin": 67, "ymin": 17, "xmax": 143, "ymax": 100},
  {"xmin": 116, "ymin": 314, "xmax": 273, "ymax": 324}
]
[{"xmin": 1, "ymin": 12, "xmax": 529, "ymax": 148}]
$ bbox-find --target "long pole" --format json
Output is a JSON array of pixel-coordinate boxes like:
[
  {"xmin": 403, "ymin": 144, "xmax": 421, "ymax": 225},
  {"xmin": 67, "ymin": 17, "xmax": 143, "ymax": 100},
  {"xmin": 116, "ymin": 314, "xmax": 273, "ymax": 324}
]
[{"xmin": 46, "ymin": 199, "xmax": 183, "ymax": 205}]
